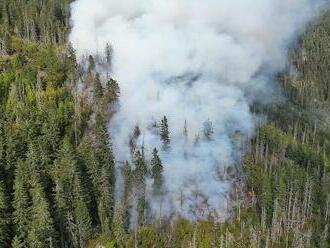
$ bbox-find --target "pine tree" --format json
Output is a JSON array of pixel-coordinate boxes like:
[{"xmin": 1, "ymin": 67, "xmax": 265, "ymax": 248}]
[
  {"xmin": 151, "ymin": 148, "xmax": 164, "ymax": 196},
  {"xmin": 160, "ymin": 116, "xmax": 170, "ymax": 150}
]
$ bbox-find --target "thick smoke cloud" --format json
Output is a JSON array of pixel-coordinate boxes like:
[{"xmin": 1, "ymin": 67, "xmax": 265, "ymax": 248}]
[{"xmin": 70, "ymin": 0, "xmax": 325, "ymax": 220}]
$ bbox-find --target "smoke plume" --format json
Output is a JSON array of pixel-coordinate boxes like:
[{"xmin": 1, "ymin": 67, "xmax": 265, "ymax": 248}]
[{"xmin": 69, "ymin": 0, "xmax": 325, "ymax": 220}]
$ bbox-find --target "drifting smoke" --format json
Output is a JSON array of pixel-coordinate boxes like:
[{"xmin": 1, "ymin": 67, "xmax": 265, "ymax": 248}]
[{"xmin": 70, "ymin": 0, "xmax": 325, "ymax": 220}]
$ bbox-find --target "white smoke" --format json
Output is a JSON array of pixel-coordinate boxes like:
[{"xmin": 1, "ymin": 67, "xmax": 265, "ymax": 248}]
[{"xmin": 70, "ymin": 0, "xmax": 325, "ymax": 220}]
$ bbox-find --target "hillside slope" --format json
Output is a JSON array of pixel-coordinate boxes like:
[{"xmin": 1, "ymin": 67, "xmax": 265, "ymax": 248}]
[{"xmin": 0, "ymin": 1, "xmax": 329, "ymax": 247}]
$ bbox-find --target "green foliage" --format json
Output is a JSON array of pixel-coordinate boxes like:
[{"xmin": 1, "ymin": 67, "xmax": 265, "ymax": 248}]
[
  {"xmin": 133, "ymin": 150, "xmax": 148, "ymax": 226},
  {"xmin": 27, "ymin": 180, "xmax": 57, "ymax": 248},
  {"xmin": 93, "ymin": 73, "xmax": 104, "ymax": 101},
  {"xmin": 0, "ymin": 0, "xmax": 70, "ymax": 44},
  {"xmin": 160, "ymin": 115, "xmax": 170, "ymax": 150},
  {"xmin": 0, "ymin": 36, "xmax": 116, "ymax": 247},
  {"xmin": 151, "ymin": 148, "xmax": 164, "ymax": 196},
  {"xmin": 0, "ymin": 179, "xmax": 10, "ymax": 247},
  {"xmin": 12, "ymin": 161, "xmax": 31, "ymax": 247},
  {"xmin": 0, "ymin": 2, "xmax": 330, "ymax": 248},
  {"xmin": 95, "ymin": 113, "xmax": 116, "ymax": 232},
  {"xmin": 75, "ymin": 198, "xmax": 93, "ymax": 247},
  {"xmin": 105, "ymin": 78, "xmax": 120, "ymax": 104}
]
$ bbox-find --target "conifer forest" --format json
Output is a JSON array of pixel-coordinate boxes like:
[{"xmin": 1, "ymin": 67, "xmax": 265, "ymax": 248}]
[{"xmin": 0, "ymin": 0, "xmax": 330, "ymax": 247}]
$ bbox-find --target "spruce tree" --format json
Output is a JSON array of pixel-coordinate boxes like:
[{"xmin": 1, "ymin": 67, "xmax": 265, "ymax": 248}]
[
  {"xmin": 122, "ymin": 161, "xmax": 133, "ymax": 204},
  {"xmin": 53, "ymin": 139, "xmax": 79, "ymax": 247},
  {"xmin": 151, "ymin": 148, "xmax": 164, "ymax": 196},
  {"xmin": 27, "ymin": 178, "xmax": 57, "ymax": 248},
  {"xmin": 105, "ymin": 43, "xmax": 113, "ymax": 65},
  {"xmin": 105, "ymin": 78, "xmax": 120, "ymax": 103},
  {"xmin": 98, "ymin": 164, "xmax": 114, "ymax": 234},
  {"xmin": 66, "ymin": 43, "xmax": 77, "ymax": 71},
  {"xmin": 112, "ymin": 205, "xmax": 127, "ymax": 246},
  {"xmin": 0, "ymin": 120, "xmax": 9, "ymax": 247},
  {"xmin": 78, "ymin": 139, "xmax": 100, "ymax": 197},
  {"xmin": 12, "ymin": 161, "xmax": 31, "ymax": 247},
  {"xmin": 75, "ymin": 198, "xmax": 92, "ymax": 248},
  {"xmin": 94, "ymin": 73, "xmax": 104, "ymax": 101},
  {"xmin": 160, "ymin": 116, "xmax": 170, "ymax": 150},
  {"xmin": 134, "ymin": 150, "xmax": 147, "ymax": 226},
  {"xmin": 53, "ymin": 138, "xmax": 95, "ymax": 247},
  {"xmin": 0, "ymin": 179, "xmax": 9, "ymax": 247},
  {"xmin": 135, "ymin": 151, "xmax": 147, "ymax": 184},
  {"xmin": 95, "ymin": 113, "xmax": 115, "ymax": 232},
  {"xmin": 66, "ymin": 42, "xmax": 79, "ymax": 85},
  {"xmin": 121, "ymin": 161, "xmax": 133, "ymax": 231}
]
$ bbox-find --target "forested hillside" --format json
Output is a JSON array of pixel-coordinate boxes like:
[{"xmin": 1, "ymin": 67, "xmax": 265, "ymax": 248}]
[
  {"xmin": 0, "ymin": 0, "xmax": 70, "ymax": 44},
  {"xmin": 0, "ymin": 0, "xmax": 330, "ymax": 247}
]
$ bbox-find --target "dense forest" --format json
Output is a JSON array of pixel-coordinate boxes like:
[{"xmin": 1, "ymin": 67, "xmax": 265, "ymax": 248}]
[{"xmin": 0, "ymin": 0, "xmax": 330, "ymax": 247}]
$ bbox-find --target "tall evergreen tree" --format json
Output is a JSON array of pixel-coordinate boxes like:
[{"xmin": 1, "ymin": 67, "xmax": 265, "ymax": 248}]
[
  {"xmin": 75, "ymin": 198, "xmax": 92, "ymax": 248},
  {"xmin": 95, "ymin": 113, "xmax": 115, "ymax": 232},
  {"xmin": 105, "ymin": 78, "xmax": 120, "ymax": 104},
  {"xmin": 112, "ymin": 205, "xmax": 127, "ymax": 246},
  {"xmin": 203, "ymin": 118, "xmax": 214, "ymax": 141},
  {"xmin": 0, "ymin": 179, "xmax": 9, "ymax": 247},
  {"xmin": 88, "ymin": 55, "xmax": 95, "ymax": 72},
  {"xmin": 105, "ymin": 43, "xmax": 113, "ymax": 66},
  {"xmin": 151, "ymin": 148, "xmax": 164, "ymax": 196},
  {"xmin": 98, "ymin": 164, "xmax": 114, "ymax": 234},
  {"xmin": 12, "ymin": 161, "xmax": 30, "ymax": 247},
  {"xmin": 27, "ymin": 178, "xmax": 57, "ymax": 248},
  {"xmin": 94, "ymin": 73, "xmax": 104, "ymax": 101},
  {"xmin": 0, "ymin": 118, "xmax": 10, "ymax": 247},
  {"xmin": 53, "ymin": 139, "xmax": 79, "ymax": 247},
  {"xmin": 160, "ymin": 116, "xmax": 170, "ymax": 150},
  {"xmin": 121, "ymin": 161, "xmax": 133, "ymax": 231},
  {"xmin": 134, "ymin": 150, "xmax": 147, "ymax": 226}
]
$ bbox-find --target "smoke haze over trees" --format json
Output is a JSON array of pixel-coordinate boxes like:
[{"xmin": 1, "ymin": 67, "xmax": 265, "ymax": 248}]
[{"xmin": 69, "ymin": 0, "xmax": 327, "ymax": 220}]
